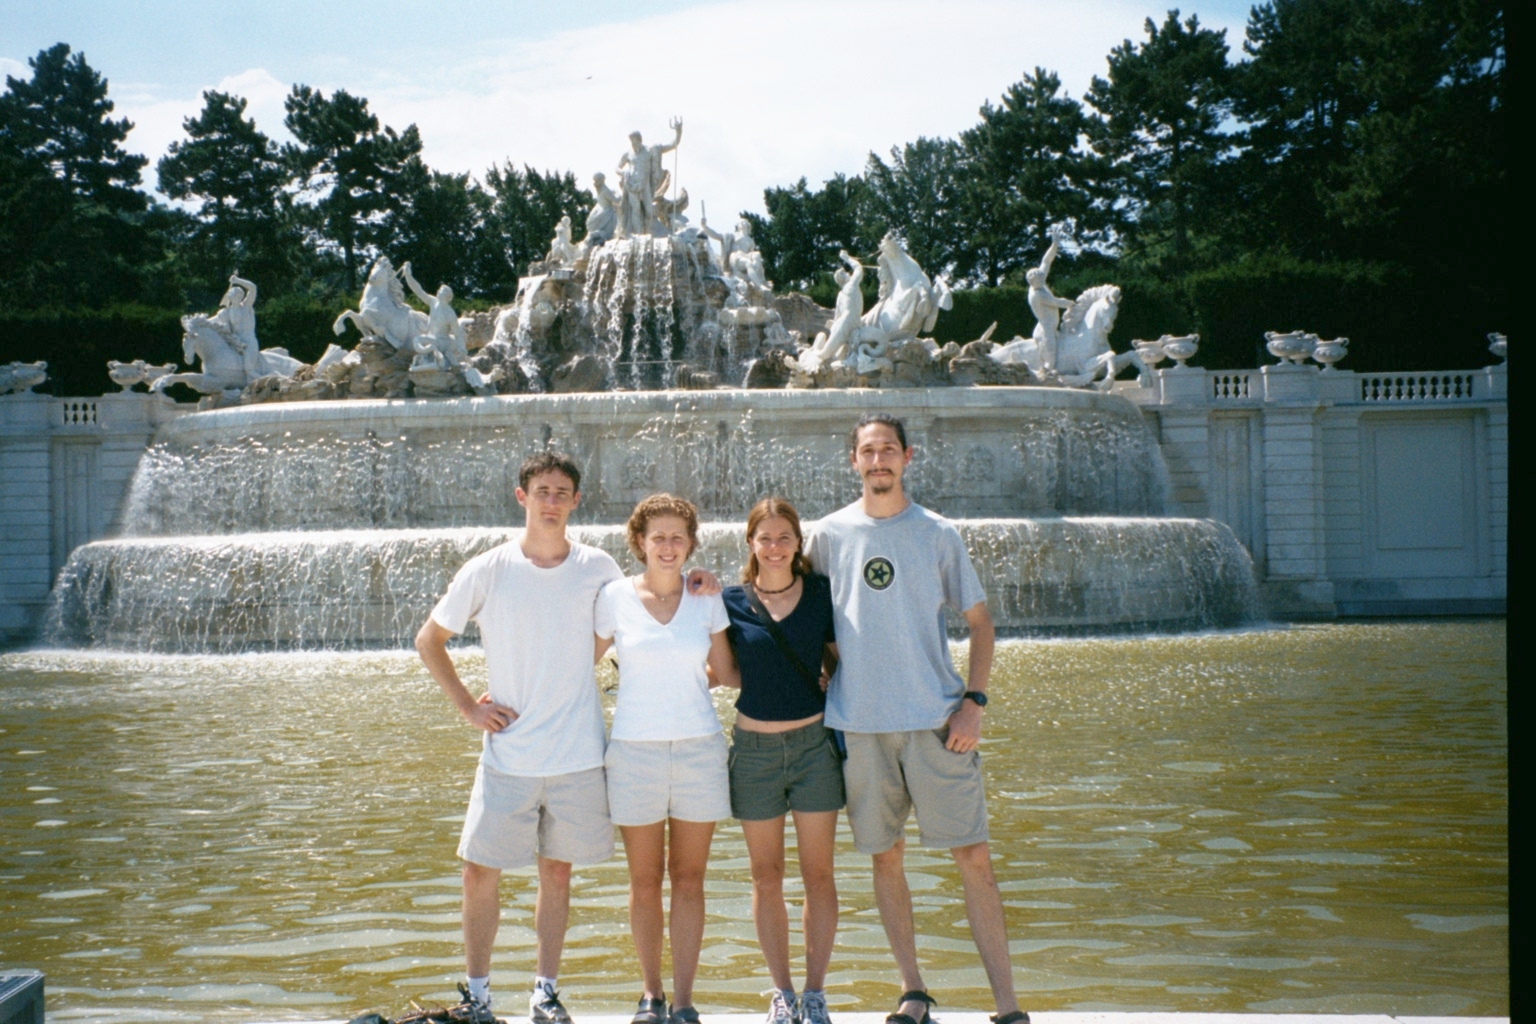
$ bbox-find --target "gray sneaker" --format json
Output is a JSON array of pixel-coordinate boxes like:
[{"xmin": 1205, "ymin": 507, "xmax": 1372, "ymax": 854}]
[
  {"xmin": 764, "ymin": 990, "xmax": 797, "ymax": 1024},
  {"xmin": 800, "ymin": 992, "xmax": 831, "ymax": 1024},
  {"xmin": 530, "ymin": 988, "xmax": 573, "ymax": 1024},
  {"xmin": 457, "ymin": 982, "xmax": 498, "ymax": 1024}
]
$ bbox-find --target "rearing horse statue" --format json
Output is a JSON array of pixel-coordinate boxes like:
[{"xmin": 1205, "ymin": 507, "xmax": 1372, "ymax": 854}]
[{"xmin": 333, "ymin": 256, "xmax": 429, "ymax": 349}]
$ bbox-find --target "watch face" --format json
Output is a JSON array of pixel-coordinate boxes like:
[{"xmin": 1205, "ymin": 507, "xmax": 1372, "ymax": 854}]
[{"xmin": 966, "ymin": 691, "xmax": 988, "ymax": 707}]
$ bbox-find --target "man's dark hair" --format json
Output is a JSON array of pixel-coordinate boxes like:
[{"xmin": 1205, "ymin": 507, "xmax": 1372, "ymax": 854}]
[
  {"xmin": 849, "ymin": 412, "xmax": 909, "ymax": 452},
  {"xmin": 519, "ymin": 450, "xmax": 582, "ymax": 493}
]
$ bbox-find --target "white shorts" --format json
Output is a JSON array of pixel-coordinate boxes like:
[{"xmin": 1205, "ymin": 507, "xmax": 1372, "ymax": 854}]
[
  {"xmin": 458, "ymin": 764, "xmax": 614, "ymax": 870},
  {"xmin": 605, "ymin": 733, "xmax": 731, "ymax": 826}
]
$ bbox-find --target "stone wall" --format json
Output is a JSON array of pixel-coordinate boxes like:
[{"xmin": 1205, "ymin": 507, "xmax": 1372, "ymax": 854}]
[
  {"xmin": 1118, "ymin": 363, "xmax": 1507, "ymax": 617},
  {"xmin": 1, "ymin": 393, "xmax": 191, "ymax": 645},
  {"xmin": 1, "ymin": 364, "xmax": 1508, "ymax": 645}
]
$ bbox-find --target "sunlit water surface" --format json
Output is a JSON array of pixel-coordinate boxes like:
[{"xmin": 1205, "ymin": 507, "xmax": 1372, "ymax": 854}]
[{"xmin": 0, "ymin": 621, "xmax": 1506, "ymax": 1022}]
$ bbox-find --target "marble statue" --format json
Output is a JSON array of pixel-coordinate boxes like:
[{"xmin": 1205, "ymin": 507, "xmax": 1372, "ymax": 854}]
[
  {"xmin": 1311, "ymin": 336, "xmax": 1347, "ymax": 371},
  {"xmin": 0, "ymin": 360, "xmax": 47, "ymax": 394},
  {"xmin": 153, "ymin": 276, "xmax": 304, "ymax": 399},
  {"xmin": 1026, "ymin": 226, "xmax": 1073, "ymax": 372},
  {"xmin": 402, "ymin": 262, "xmax": 471, "ymax": 369},
  {"xmin": 1265, "ymin": 330, "xmax": 1316, "ymax": 366},
  {"xmin": 547, "ymin": 216, "xmax": 581, "ymax": 266},
  {"xmin": 992, "ymin": 284, "xmax": 1144, "ymax": 388},
  {"xmin": 798, "ymin": 250, "xmax": 864, "ymax": 373},
  {"xmin": 333, "ymin": 257, "xmax": 430, "ymax": 350},
  {"xmin": 856, "ymin": 233, "xmax": 951, "ymax": 346},
  {"xmin": 585, "ymin": 172, "xmax": 620, "ymax": 248},
  {"xmin": 617, "ymin": 118, "xmax": 682, "ymax": 237},
  {"xmin": 701, "ymin": 215, "xmax": 769, "ymax": 291},
  {"xmin": 654, "ymin": 187, "xmax": 690, "ymax": 237}
]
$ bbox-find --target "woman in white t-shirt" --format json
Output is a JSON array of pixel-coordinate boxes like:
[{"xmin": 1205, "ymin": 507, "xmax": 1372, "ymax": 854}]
[{"xmin": 595, "ymin": 493, "xmax": 737, "ymax": 1024}]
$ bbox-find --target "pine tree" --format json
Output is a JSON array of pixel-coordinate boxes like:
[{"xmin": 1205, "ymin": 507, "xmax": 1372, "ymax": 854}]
[
  {"xmin": 283, "ymin": 85, "xmax": 422, "ymax": 290},
  {"xmin": 1087, "ymin": 11, "xmax": 1235, "ymax": 271},
  {"xmin": 157, "ymin": 90, "xmax": 297, "ymax": 294},
  {"xmin": 959, "ymin": 69, "xmax": 1105, "ymax": 286}
]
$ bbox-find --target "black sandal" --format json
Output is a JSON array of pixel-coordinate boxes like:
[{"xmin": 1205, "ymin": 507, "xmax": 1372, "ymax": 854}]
[
  {"xmin": 991, "ymin": 1013, "xmax": 1030, "ymax": 1024},
  {"xmin": 632, "ymin": 996, "xmax": 668, "ymax": 1024},
  {"xmin": 886, "ymin": 990, "xmax": 936, "ymax": 1024}
]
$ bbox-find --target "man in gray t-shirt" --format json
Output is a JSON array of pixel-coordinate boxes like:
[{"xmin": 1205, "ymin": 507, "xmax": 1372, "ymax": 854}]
[{"xmin": 805, "ymin": 414, "xmax": 1028, "ymax": 1024}]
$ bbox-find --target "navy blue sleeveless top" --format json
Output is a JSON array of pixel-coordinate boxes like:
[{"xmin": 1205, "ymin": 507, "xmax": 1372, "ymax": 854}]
[{"xmin": 722, "ymin": 574, "xmax": 837, "ymax": 722}]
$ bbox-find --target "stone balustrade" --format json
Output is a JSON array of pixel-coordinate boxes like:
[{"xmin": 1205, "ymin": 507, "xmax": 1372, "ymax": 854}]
[{"xmin": 1116, "ymin": 362, "xmax": 1507, "ymax": 617}]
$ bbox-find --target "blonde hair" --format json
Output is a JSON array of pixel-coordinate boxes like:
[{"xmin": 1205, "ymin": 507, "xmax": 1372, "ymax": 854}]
[
  {"xmin": 742, "ymin": 497, "xmax": 813, "ymax": 583},
  {"xmin": 626, "ymin": 493, "xmax": 699, "ymax": 564}
]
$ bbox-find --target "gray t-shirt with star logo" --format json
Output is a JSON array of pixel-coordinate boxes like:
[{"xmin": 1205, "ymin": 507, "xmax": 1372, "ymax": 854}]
[{"xmin": 805, "ymin": 501, "xmax": 987, "ymax": 733}]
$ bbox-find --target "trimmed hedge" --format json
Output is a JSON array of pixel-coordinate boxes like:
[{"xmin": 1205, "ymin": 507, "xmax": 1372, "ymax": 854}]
[{"xmin": 932, "ymin": 260, "xmax": 1502, "ymax": 373}]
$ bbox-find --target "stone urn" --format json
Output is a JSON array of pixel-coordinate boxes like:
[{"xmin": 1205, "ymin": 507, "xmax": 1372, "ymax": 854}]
[
  {"xmin": 1488, "ymin": 332, "xmax": 1507, "ymax": 364},
  {"xmin": 1312, "ymin": 337, "xmax": 1348, "ymax": 371},
  {"xmin": 1265, "ymin": 330, "xmax": 1315, "ymax": 366},
  {"xmin": 107, "ymin": 359, "xmax": 148, "ymax": 391},
  {"xmin": 1132, "ymin": 338, "xmax": 1167, "ymax": 377},
  {"xmin": 1162, "ymin": 334, "xmax": 1199, "ymax": 370}
]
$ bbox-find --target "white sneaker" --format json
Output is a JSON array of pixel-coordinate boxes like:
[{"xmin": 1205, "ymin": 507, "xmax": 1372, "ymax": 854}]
[
  {"xmin": 800, "ymin": 991, "xmax": 831, "ymax": 1024},
  {"xmin": 764, "ymin": 989, "xmax": 798, "ymax": 1024}
]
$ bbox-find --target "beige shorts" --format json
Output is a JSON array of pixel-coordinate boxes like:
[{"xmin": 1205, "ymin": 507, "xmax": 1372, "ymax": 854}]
[
  {"xmin": 605, "ymin": 733, "xmax": 732, "ymax": 826},
  {"xmin": 458, "ymin": 764, "xmax": 614, "ymax": 870},
  {"xmin": 843, "ymin": 726, "xmax": 989, "ymax": 854}
]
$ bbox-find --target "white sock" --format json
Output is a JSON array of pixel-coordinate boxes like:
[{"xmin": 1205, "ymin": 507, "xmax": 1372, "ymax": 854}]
[
  {"xmin": 468, "ymin": 976, "xmax": 491, "ymax": 1006},
  {"xmin": 802, "ymin": 990, "xmax": 823, "ymax": 998},
  {"xmin": 779, "ymin": 987, "xmax": 798, "ymax": 1002},
  {"xmin": 534, "ymin": 976, "xmax": 558, "ymax": 997}
]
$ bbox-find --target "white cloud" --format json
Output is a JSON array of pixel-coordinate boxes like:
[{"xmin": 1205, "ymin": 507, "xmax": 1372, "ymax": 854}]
[
  {"xmin": 107, "ymin": 1, "xmax": 1245, "ymax": 220},
  {"xmin": 2, "ymin": 56, "xmax": 30, "ymax": 82}
]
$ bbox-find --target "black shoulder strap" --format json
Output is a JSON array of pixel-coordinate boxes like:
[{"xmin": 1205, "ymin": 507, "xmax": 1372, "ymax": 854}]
[{"xmin": 743, "ymin": 583, "xmax": 824, "ymax": 695}]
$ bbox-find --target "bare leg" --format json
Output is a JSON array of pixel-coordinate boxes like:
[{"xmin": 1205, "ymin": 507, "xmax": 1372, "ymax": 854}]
[
  {"xmin": 463, "ymin": 860, "xmax": 502, "ymax": 979},
  {"xmin": 621, "ymin": 823, "xmax": 668, "ymax": 999},
  {"xmin": 871, "ymin": 838, "xmax": 928, "ymax": 1020},
  {"xmin": 667, "ymin": 818, "xmax": 717, "ymax": 1008},
  {"xmin": 791, "ymin": 810, "xmax": 839, "ymax": 991},
  {"xmin": 743, "ymin": 817, "xmax": 792, "ymax": 991},
  {"xmin": 952, "ymin": 841, "xmax": 1019, "ymax": 1015},
  {"xmin": 535, "ymin": 857, "xmax": 573, "ymax": 979}
]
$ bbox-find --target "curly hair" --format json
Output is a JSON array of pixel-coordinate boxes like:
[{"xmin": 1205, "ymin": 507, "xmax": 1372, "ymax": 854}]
[
  {"xmin": 626, "ymin": 493, "xmax": 699, "ymax": 564},
  {"xmin": 742, "ymin": 497, "xmax": 814, "ymax": 583}
]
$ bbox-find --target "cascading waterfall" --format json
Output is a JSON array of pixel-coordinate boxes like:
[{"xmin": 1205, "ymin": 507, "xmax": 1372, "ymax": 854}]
[
  {"xmin": 46, "ymin": 519, "xmax": 1257, "ymax": 652},
  {"xmin": 44, "ymin": 387, "xmax": 1261, "ymax": 651}
]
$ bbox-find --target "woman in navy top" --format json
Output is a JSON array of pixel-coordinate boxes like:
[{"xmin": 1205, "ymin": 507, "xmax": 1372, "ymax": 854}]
[{"xmin": 718, "ymin": 497, "xmax": 843, "ymax": 1024}]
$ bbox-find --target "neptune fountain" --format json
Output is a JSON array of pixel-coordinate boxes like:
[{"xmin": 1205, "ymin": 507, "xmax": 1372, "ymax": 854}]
[{"xmin": 45, "ymin": 122, "xmax": 1259, "ymax": 650}]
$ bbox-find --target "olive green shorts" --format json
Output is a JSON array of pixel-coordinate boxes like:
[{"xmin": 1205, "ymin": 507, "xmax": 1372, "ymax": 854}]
[{"xmin": 728, "ymin": 721, "xmax": 846, "ymax": 821}]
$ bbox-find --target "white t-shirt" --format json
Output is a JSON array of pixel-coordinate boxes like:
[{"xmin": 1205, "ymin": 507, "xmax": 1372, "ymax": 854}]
[
  {"xmin": 594, "ymin": 578, "xmax": 730, "ymax": 742},
  {"xmin": 431, "ymin": 539, "xmax": 623, "ymax": 777}
]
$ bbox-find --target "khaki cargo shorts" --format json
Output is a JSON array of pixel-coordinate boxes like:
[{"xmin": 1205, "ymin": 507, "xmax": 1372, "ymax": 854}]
[
  {"xmin": 843, "ymin": 726, "xmax": 989, "ymax": 854},
  {"xmin": 458, "ymin": 763, "xmax": 614, "ymax": 870}
]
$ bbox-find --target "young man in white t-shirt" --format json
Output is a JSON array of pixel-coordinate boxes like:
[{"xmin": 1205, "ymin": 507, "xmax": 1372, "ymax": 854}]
[{"xmin": 415, "ymin": 452, "xmax": 623, "ymax": 1024}]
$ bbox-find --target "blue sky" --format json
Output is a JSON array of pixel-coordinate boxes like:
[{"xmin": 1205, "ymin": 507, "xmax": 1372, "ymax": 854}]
[{"xmin": 3, "ymin": 0, "xmax": 1256, "ymax": 220}]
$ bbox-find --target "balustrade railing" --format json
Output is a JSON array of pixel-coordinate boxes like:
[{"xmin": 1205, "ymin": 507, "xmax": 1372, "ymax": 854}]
[
  {"xmin": 1211, "ymin": 373, "xmax": 1254, "ymax": 400},
  {"xmin": 56, "ymin": 400, "xmax": 100, "ymax": 427},
  {"xmin": 1358, "ymin": 372, "xmax": 1480, "ymax": 403}
]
